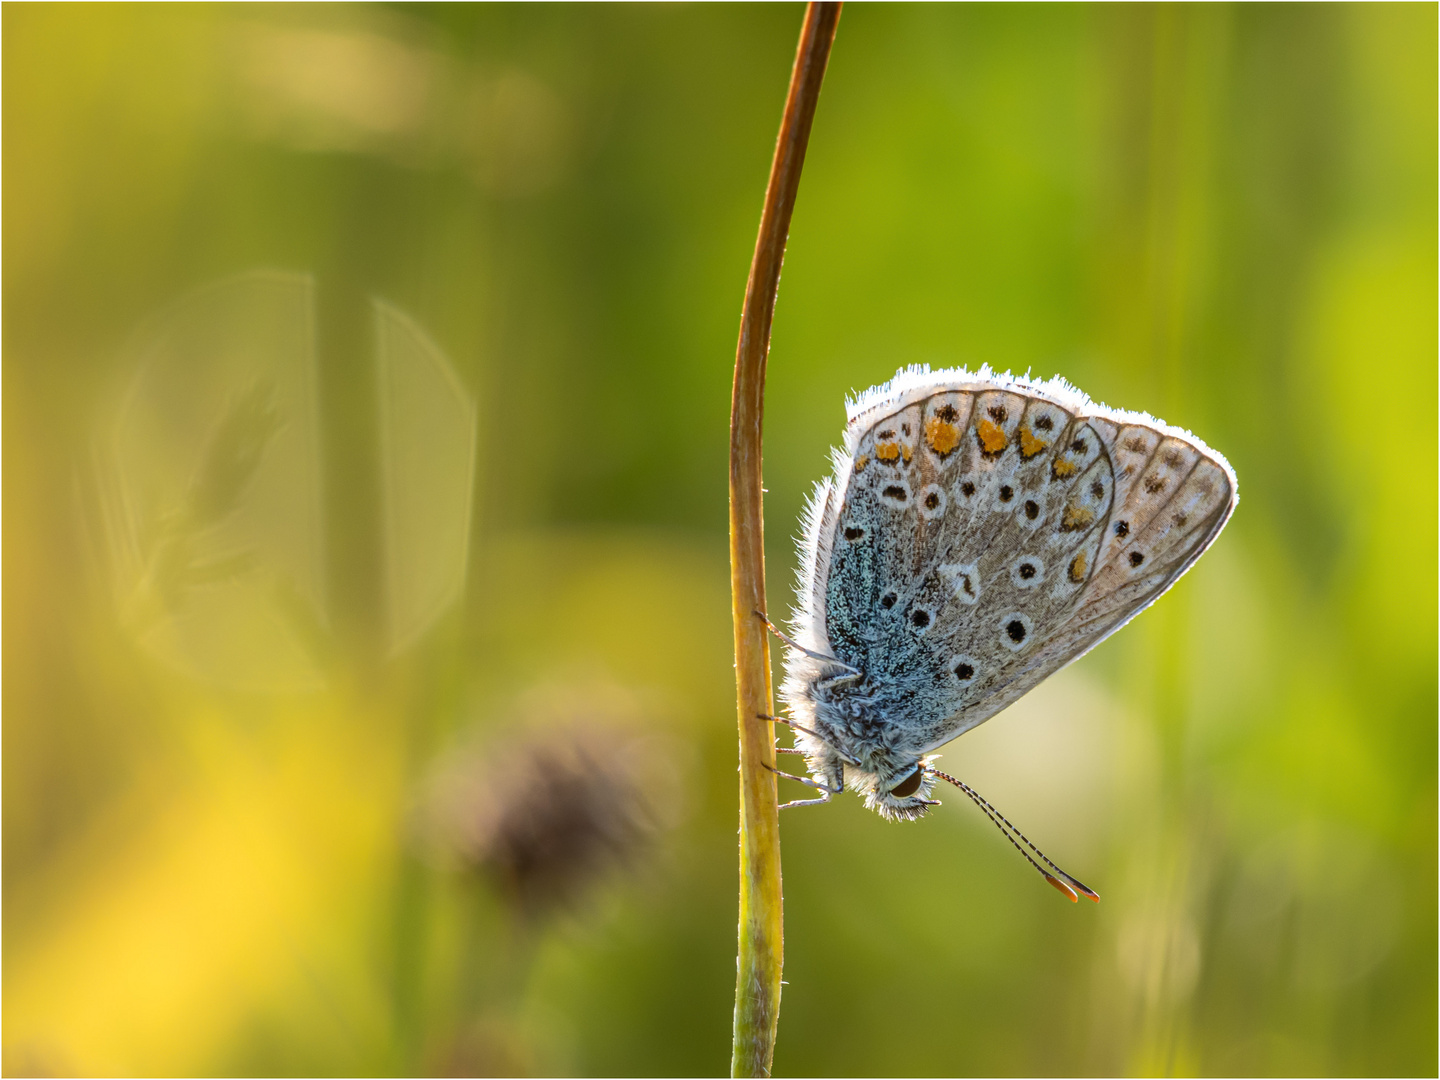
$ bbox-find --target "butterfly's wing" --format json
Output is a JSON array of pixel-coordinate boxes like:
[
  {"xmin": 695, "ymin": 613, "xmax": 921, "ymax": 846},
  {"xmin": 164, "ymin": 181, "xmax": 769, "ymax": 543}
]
[
  {"xmin": 791, "ymin": 367, "xmax": 1236, "ymax": 753},
  {"xmin": 1016, "ymin": 407, "xmax": 1237, "ymax": 704}
]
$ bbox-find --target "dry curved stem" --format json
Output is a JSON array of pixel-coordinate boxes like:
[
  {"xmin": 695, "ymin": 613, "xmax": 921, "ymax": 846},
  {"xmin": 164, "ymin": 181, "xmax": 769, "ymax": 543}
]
[{"xmin": 728, "ymin": 4, "xmax": 840, "ymax": 1077}]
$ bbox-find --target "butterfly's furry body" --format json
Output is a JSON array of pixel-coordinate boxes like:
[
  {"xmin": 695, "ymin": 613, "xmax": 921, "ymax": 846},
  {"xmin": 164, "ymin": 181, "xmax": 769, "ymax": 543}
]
[
  {"xmin": 786, "ymin": 674, "xmax": 942, "ymax": 820},
  {"xmin": 781, "ymin": 366, "xmax": 1237, "ymax": 821}
]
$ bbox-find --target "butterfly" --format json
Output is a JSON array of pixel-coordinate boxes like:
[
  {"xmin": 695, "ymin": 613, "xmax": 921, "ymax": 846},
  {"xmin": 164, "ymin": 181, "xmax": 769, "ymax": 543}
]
[{"xmin": 764, "ymin": 366, "xmax": 1237, "ymax": 900}]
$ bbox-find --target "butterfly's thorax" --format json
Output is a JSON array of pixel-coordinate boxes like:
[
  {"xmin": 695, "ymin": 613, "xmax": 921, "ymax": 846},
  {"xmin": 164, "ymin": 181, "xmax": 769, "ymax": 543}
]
[
  {"xmin": 780, "ymin": 366, "xmax": 1236, "ymax": 822},
  {"xmin": 808, "ymin": 676, "xmax": 914, "ymax": 754}
]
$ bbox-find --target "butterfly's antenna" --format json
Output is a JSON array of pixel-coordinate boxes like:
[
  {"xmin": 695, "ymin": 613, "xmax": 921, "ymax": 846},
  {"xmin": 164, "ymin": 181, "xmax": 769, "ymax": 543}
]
[{"xmin": 927, "ymin": 768, "xmax": 1100, "ymax": 903}]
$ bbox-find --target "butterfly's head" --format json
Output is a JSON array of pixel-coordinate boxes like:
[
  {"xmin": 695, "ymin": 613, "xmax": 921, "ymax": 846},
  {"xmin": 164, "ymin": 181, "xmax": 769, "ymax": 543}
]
[{"xmin": 861, "ymin": 756, "xmax": 940, "ymax": 821}]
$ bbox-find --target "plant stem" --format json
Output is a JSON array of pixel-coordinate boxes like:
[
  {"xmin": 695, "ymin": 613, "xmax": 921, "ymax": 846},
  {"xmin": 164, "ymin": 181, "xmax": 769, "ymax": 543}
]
[{"xmin": 728, "ymin": 4, "xmax": 840, "ymax": 1077}]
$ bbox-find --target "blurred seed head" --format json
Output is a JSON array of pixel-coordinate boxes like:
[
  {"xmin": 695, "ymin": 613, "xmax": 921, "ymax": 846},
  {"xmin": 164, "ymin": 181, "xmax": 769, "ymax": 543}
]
[{"xmin": 420, "ymin": 684, "xmax": 682, "ymax": 916}]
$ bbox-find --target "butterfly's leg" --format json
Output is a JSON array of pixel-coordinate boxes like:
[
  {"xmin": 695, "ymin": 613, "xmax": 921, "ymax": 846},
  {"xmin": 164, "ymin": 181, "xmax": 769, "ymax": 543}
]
[
  {"xmin": 775, "ymin": 791, "xmax": 831, "ymax": 809},
  {"xmin": 776, "ymin": 761, "xmax": 846, "ymax": 810},
  {"xmin": 775, "ymin": 746, "xmax": 806, "ymax": 755},
  {"xmin": 762, "ymin": 761, "xmax": 843, "ymax": 810},
  {"xmin": 757, "ymin": 712, "xmax": 862, "ymax": 767},
  {"xmin": 762, "ymin": 762, "xmax": 837, "ymax": 790},
  {"xmin": 753, "ymin": 610, "xmax": 862, "ymax": 677}
]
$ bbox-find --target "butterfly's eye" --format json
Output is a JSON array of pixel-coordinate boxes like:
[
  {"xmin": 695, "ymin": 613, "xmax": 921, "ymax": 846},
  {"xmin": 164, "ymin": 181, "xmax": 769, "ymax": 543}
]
[{"xmin": 890, "ymin": 767, "xmax": 925, "ymax": 798}]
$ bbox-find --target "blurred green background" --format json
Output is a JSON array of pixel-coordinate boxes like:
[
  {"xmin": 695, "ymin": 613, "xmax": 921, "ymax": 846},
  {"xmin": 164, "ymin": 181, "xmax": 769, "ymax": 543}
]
[{"xmin": 4, "ymin": 3, "xmax": 1435, "ymax": 1076}]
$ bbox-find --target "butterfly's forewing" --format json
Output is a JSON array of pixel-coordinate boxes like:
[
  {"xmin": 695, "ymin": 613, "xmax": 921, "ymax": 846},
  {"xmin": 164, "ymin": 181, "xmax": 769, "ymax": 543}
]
[{"xmin": 806, "ymin": 370, "xmax": 1235, "ymax": 753}]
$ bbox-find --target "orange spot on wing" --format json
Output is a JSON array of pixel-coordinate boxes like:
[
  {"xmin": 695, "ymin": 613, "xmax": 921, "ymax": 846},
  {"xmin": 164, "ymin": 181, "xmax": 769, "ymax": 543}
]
[
  {"xmin": 876, "ymin": 442, "xmax": 901, "ymax": 461},
  {"xmin": 902, "ymin": 444, "xmax": 913, "ymax": 463},
  {"xmin": 1060, "ymin": 505, "xmax": 1095, "ymax": 532},
  {"xmin": 1051, "ymin": 457, "xmax": 1078, "ymax": 479},
  {"xmin": 975, "ymin": 418, "xmax": 1008, "ymax": 455},
  {"xmin": 1069, "ymin": 552, "xmax": 1087, "ymax": 582},
  {"xmin": 924, "ymin": 417, "xmax": 961, "ymax": 456},
  {"xmin": 1018, "ymin": 426, "xmax": 1048, "ymax": 459},
  {"xmin": 854, "ymin": 454, "xmax": 869, "ymax": 473}
]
